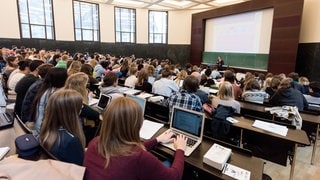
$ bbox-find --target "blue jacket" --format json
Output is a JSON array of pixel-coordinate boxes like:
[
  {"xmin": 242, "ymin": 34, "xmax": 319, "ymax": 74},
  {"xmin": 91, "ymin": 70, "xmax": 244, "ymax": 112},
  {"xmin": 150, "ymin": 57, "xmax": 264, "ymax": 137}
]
[{"xmin": 50, "ymin": 128, "xmax": 84, "ymax": 166}]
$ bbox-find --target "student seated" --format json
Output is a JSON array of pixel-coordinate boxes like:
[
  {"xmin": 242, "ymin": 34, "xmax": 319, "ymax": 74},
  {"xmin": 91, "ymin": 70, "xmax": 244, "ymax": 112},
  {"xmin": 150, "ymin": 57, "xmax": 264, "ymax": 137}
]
[
  {"xmin": 212, "ymin": 81, "xmax": 241, "ymax": 114},
  {"xmin": 241, "ymin": 78, "xmax": 269, "ymax": 104},
  {"xmin": 100, "ymin": 72, "xmax": 124, "ymax": 101},
  {"xmin": 304, "ymin": 81, "xmax": 320, "ymax": 111},
  {"xmin": 152, "ymin": 67, "xmax": 179, "ymax": 97},
  {"xmin": 269, "ymin": 78, "xmax": 308, "ymax": 111},
  {"xmin": 135, "ymin": 69, "xmax": 152, "ymax": 93},
  {"xmin": 168, "ymin": 75, "xmax": 204, "ymax": 115},
  {"xmin": 84, "ymin": 97, "xmax": 187, "ymax": 180},
  {"xmin": 40, "ymin": 89, "xmax": 86, "ymax": 166},
  {"xmin": 124, "ymin": 64, "xmax": 138, "ymax": 88}
]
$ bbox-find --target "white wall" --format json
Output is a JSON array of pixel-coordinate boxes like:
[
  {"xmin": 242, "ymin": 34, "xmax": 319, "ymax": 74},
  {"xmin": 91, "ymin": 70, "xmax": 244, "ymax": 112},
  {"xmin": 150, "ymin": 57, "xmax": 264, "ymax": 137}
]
[
  {"xmin": 0, "ymin": 0, "xmax": 20, "ymax": 39},
  {"xmin": 100, "ymin": 4, "xmax": 115, "ymax": 42},
  {"xmin": 168, "ymin": 11, "xmax": 192, "ymax": 44},
  {"xmin": 53, "ymin": 0, "xmax": 74, "ymax": 41},
  {"xmin": 0, "ymin": 0, "xmax": 318, "ymax": 44},
  {"xmin": 299, "ymin": 0, "xmax": 320, "ymax": 43}
]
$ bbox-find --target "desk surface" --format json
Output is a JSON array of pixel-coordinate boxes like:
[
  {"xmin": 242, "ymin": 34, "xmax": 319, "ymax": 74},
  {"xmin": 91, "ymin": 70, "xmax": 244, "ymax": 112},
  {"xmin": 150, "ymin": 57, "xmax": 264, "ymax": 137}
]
[
  {"xmin": 239, "ymin": 101, "xmax": 320, "ymax": 124},
  {"xmin": 154, "ymin": 128, "xmax": 264, "ymax": 180},
  {"xmin": 232, "ymin": 116, "xmax": 310, "ymax": 145}
]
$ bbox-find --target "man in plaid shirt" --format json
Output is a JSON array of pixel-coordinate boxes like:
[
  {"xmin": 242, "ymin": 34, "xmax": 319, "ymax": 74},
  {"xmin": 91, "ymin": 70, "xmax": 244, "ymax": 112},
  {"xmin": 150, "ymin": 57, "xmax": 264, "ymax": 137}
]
[{"xmin": 168, "ymin": 75, "xmax": 204, "ymax": 116}]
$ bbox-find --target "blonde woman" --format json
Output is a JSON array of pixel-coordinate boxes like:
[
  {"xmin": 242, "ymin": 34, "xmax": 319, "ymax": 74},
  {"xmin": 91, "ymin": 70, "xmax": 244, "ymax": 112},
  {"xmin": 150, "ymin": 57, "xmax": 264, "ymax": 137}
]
[
  {"xmin": 84, "ymin": 97, "xmax": 186, "ymax": 180},
  {"xmin": 64, "ymin": 72, "xmax": 89, "ymax": 104},
  {"xmin": 174, "ymin": 70, "xmax": 188, "ymax": 87},
  {"xmin": 40, "ymin": 89, "xmax": 85, "ymax": 165},
  {"xmin": 212, "ymin": 81, "xmax": 240, "ymax": 113},
  {"xmin": 67, "ymin": 61, "xmax": 82, "ymax": 76}
]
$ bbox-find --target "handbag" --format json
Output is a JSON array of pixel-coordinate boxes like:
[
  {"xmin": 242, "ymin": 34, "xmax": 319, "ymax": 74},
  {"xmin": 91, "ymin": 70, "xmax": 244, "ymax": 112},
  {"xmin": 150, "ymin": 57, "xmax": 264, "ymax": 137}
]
[{"xmin": 15, "ymin": 134, "xmax": 40, "ymax": 158}]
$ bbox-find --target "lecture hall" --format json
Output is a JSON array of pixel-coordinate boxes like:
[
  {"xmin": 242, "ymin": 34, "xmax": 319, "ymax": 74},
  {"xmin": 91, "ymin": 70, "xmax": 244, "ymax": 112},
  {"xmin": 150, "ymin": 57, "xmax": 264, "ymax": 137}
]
[{"xmin": 0, "ymin": 0, "xmax": 320, "ymax": 179}]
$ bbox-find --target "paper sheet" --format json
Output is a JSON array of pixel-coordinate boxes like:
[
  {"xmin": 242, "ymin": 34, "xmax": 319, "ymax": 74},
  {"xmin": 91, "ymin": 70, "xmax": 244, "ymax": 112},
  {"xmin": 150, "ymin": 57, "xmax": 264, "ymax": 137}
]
[
  {"xmin": 223, "ymin": 163, "xmax": 251, "ymax": 180},
  {"xmin": 252, "ymin": 120, "xmax": 288, "ymax": 136},
  {"xmin": 139, "ymin": 120, "xmax": 164, "ymax": 140}
]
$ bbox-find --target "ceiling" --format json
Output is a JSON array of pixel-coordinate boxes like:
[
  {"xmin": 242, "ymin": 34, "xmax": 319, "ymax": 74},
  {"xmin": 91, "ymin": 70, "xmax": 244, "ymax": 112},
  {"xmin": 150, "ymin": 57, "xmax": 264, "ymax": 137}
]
[{"xmin": 85, "ymin": 0, "xmax": 248, "ymax": 11}]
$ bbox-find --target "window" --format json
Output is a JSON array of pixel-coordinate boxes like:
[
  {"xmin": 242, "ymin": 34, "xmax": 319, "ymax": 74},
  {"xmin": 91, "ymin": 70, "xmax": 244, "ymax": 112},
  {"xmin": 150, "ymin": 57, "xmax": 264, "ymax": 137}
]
[
  {"xmin": 115, "ymin": 7, "xmax": 136, "ymax": 43},
  {"xmin": 149, "ymin": 11, "xmax": 167, "ymax": 44},
  {"xmin": 73, "ymin": 1, "xmax": 99, "ymax": 41},
  {"xmin": 18, "ymin": 0, "xmax": 54, "ymax": 39}
]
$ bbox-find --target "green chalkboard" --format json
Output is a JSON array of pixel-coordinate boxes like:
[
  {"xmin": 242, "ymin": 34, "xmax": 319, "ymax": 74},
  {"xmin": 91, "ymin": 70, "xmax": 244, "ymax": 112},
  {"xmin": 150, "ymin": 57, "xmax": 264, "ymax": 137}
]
[{"xmin": 202, "ymin": 52, "xmax": 269, "ymax": 71}]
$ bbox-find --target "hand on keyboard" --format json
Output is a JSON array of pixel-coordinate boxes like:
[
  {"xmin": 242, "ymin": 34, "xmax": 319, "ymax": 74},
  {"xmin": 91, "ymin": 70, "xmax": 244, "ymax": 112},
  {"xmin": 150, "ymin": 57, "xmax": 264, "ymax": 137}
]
[
  {"xmin": 174, "ymin": 134, "xmax": 187, "ymax": 151},
  {"xmin": 156, "ymin": 129, "xmax": 175, "ymax": 144}
]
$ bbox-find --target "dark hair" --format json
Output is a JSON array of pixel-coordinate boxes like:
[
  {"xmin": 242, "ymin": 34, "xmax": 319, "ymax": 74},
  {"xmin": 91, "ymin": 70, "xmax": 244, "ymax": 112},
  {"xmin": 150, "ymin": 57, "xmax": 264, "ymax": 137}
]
[
  {"xmin": 18, "ymin": 59, "xmax": 32, "ymax": 71},
  {"xmin": 102, "ymin": 72, "xmax": 118, "ymax": 87},
  {"xmin": 29, "ymin": 60, "xmax": 44, "ymax": 72},
  {"xmin": 161, "ymin": 67, "xmax": 172, "ymax": 78},
  {"xmin": 205, "ymin": 68, "xmax": 212, "ymax": 77},
  {"xmin": 309, "ymin": 81, "xmax": 320, "ymax": 93},
  {"xmin": 224, "ymin": 70, "xmax": 235, "ymax": 83},
  {"xmin": 30, "ymin": 68, "xmax": 68, "ymax": 122},
  {"xmin": 38, "ymin": 64, "xmax": 54, "ymax": 78},
  {"xmin": 81, "ymin": 63, "xmax": 94, "ymax": 76},
  {"xmin": 183, "ymin": 75, "xmax": 199, "ymax": 93},
  {"xmin": 287, "ymin": 72, "xmax": 299, "ymax": 81},
  {"xmin": 100, "ymin": 60, "xmax": 110, "ymax": 69},
  {"xmin": 244, "ymin": 78, "xmax": 260, "ymax": 91}
]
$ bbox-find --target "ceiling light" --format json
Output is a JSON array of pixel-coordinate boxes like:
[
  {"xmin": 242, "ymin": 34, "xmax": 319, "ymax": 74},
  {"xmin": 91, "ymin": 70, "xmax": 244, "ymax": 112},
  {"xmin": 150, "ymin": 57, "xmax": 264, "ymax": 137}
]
[
  {"xmin": 162, "ymin": 0, "xmax": 192, "ymax": 7},
  {"xmin": 113, "ymin": 0, "xmax": 146, "ymax": 6}
]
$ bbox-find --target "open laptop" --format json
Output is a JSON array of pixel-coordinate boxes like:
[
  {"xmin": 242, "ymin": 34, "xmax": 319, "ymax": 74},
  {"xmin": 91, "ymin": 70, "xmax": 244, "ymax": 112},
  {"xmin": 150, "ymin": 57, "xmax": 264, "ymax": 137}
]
[
  {"xmin": 161, "ymin": 106, "xmax": 205, "ymax": 156},
  {"xmin": 126, "ymin": 94, "xmax": 146, "ymax": 115},
  {"xmin": 126, "ymin": 94, "xmax": 165, "ymax": 139},
  {"xmin": 0, "ymin": 112, "xmax": 14, "ymax": 130}
]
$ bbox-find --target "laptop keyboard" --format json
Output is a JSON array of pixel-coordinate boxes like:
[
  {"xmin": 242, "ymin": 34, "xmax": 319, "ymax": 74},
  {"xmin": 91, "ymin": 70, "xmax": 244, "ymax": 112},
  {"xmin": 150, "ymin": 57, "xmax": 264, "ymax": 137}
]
[
  {"xmin": 0, "ymin": 113, "xmax": 12, "ymax": 125},
  {"xmin": 187, "ymin": 138, "xmax": 197, "ymax": 147},
  {"xmin": 174, "ymin": 133, "xmax": 197, "ymax": 147}
]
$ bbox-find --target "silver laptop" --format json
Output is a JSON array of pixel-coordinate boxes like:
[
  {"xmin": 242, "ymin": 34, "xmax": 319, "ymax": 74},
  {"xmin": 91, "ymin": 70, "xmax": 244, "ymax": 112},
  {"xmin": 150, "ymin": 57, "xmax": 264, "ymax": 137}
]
[
  {"xmin": 161, "ymin": 106, "xmax": 205, "ymax": 156},
  {"xmin": 126, "ymin": 94, "xmax": 146, "ymax": 115}
]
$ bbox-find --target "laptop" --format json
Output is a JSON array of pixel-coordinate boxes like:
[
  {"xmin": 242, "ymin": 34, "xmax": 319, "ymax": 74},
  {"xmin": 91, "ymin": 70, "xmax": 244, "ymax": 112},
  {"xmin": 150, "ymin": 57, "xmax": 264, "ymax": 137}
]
[
  {"xmin": 126, "ymin": 94, "xmax": 147, "ymax": 115},
  {"xmin": 0, "ymin": 112, "xmax": 14, "ymax": 130},
  {"xmin": 126, "ymin": 94, "xmax": 164, "ymax": 140},
  {"xmin": 95, "ymin": 94, "xmax": 112, "ymax": 112},
  {"xmin": 161, "ymin": 106, "xmax": 205, "ymax": 156}
]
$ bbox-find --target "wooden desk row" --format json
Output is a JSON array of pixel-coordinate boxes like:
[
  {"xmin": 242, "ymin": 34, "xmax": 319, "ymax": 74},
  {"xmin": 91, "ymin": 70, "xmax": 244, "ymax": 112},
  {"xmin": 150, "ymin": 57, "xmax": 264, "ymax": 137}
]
[
  {"xmin": 153, "ymin": 127, "xmax": 264, "ymax": 180},
  {"xmin": 239, "ymin": 101, "xmax": 319, "ymax": 165},
  {"xmin": 145, "ymin": 99, "xmax": 309, "ymax": 180}
]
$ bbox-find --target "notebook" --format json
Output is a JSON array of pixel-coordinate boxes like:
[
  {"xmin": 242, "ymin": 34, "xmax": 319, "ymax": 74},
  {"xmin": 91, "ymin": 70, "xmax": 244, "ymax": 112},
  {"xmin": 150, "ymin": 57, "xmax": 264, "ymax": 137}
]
[
  {"xmin": 0, "ymin": 112, "xmax": 14, "ymax": 130},
  {"xmin": 161, "ymin": 106, "xmax": 205, "ymax": 156}
]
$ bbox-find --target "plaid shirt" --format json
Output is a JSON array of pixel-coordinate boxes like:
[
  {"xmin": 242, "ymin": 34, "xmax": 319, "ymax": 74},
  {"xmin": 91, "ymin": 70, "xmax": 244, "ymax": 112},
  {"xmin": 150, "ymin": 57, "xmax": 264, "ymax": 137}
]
[{"xmin": 168, "ymin": 90, "xmax": 204, "ymax": 115}]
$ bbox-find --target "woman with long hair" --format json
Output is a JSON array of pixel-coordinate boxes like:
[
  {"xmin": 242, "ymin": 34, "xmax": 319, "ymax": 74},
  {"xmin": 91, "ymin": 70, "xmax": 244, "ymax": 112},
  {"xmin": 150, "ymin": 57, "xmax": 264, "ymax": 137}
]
[
  {"xmin": 64, "ymin": 72, "xmax": 89, "ymax": 104},
  {"xmin": 135, "ymin": 69, "xmax": 152, "ymax": 93},
  {"xmin": 40, "ymin": 89, "xmax": 85, "ymax": 165},
  {"xmin": 84, "ymin": 97, "xmax": 186, "ymax": 180},
  {"xmin": 30, "ymin": 68, "xmax": 68, "ymax": 136}
]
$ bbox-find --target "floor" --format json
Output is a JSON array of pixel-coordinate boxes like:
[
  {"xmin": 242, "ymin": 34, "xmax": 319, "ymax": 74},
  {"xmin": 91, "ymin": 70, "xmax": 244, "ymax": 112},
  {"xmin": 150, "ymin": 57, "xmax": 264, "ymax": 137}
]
[{"xmin": 263, "ymin": 140, "xmax": 320, "ymax": 180}]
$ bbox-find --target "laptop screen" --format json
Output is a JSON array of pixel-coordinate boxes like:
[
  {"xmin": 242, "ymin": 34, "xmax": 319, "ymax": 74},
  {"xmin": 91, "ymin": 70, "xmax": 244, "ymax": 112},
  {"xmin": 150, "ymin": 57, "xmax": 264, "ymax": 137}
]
[
  {"xmin": 171, "ymin": 107, "xmax": 204, "ymax": 137},
  {"xmin": 126, "ymin": 94, "xmax": 146, "ymax": 115},
  {"xmin": 97, "ymin": 94, "xmax": 111, "ymax": 109}
]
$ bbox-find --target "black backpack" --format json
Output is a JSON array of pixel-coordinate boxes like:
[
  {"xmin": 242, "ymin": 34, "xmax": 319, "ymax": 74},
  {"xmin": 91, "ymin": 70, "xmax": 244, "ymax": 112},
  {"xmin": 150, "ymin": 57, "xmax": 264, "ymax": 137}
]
[{"xmin": 211, "ymin": 104, "xmax": 235, "ymax": 139}]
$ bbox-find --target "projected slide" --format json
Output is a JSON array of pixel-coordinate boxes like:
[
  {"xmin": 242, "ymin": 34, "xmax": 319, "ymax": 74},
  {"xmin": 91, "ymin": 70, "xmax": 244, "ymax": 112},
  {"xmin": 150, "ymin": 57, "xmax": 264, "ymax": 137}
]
[{"xmin": 204, "ymin": 8, "xmax": 273, "ymax": 54}]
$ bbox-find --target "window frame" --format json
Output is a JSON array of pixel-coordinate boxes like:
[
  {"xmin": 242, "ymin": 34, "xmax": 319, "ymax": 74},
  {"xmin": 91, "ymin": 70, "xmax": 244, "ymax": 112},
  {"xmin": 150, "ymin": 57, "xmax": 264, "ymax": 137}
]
[
  {"xmin": 114, "ymin": 7, "xmax": 136, "ymax": 44},
  {"xmin": 72, "ymin": 0, "xmax": 100, "ymax": 42},
  {"xmin": 148, "ymin": 10, "xmax": 168, "ymax": 44},
  {"xmin": 17, "ymin": 0, "xmax": 55, "ymax": 40}
]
